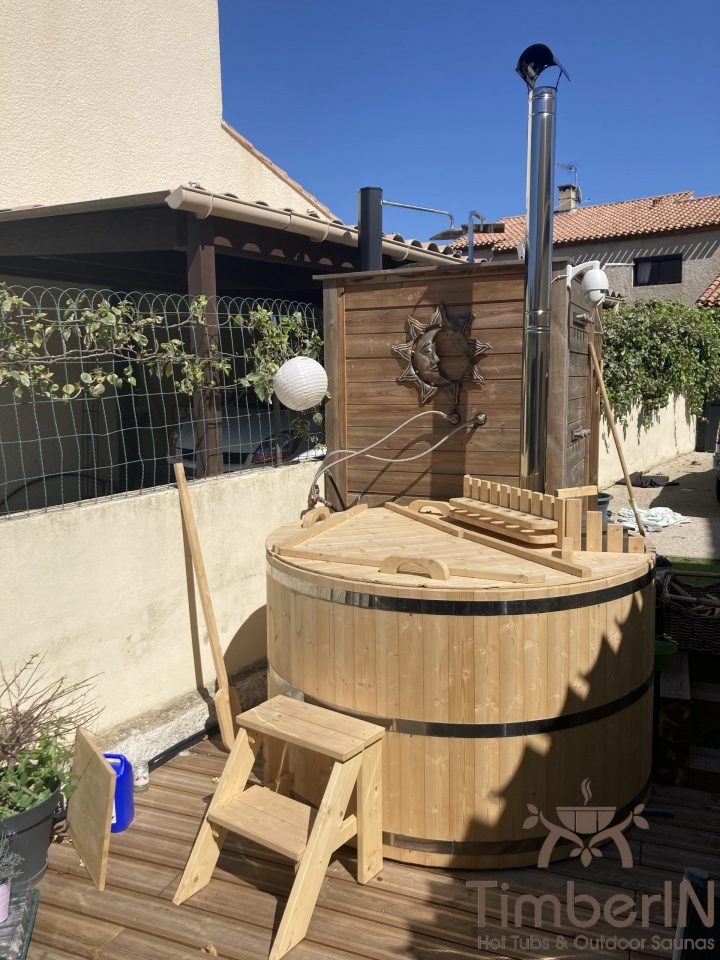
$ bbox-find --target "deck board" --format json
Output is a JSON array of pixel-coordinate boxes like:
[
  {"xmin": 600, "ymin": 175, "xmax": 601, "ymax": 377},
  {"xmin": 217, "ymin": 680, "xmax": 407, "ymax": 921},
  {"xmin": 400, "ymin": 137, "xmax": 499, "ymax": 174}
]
[{"xmin": 29, "ymin": 737, "xmax": 719, "ymax": 960}]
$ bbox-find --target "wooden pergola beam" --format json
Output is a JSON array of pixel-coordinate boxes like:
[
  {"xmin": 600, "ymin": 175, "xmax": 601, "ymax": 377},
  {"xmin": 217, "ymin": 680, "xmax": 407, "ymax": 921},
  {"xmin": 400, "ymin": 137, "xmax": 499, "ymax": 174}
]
[
  {"xmin": 186, "ymin": 214, "xmax": 223, "ymax": 478},
  {"xmin": 0, "ymin": 207, "xmax": 184, "ymax": 258}
]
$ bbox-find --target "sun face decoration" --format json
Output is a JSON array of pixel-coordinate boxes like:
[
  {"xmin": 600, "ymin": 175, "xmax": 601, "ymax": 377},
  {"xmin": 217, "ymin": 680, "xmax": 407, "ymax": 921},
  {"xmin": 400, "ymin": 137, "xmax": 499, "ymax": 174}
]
[{"xmin": 392, "ymin": 304, "xmax": 491, "ymax": 405}]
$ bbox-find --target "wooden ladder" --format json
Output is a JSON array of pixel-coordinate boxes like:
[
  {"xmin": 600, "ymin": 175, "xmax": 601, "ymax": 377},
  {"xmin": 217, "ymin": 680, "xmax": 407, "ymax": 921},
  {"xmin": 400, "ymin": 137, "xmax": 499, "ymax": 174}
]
[{"xmin": 173, "ymin": 695, "xmax": 385, "ymax": 960}]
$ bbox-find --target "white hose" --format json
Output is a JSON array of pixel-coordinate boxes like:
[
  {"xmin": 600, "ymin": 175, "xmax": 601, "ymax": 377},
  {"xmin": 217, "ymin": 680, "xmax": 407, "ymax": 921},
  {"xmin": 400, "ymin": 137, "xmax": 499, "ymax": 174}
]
[{"xmin": 311, "ymin": 409, "xmax": 478, "ymax": 506}]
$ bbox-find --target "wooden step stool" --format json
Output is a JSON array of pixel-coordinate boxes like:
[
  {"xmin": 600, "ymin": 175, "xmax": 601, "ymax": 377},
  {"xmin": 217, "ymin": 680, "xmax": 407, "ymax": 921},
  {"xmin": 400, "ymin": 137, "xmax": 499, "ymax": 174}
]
[{"xmin": 173, "ymin": 695, "xmax": 385, "ymax": 960}]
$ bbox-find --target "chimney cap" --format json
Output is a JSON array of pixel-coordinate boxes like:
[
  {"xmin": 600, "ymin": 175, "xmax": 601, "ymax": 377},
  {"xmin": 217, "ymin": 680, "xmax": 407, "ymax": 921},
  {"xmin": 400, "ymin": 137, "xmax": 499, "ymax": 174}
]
[
  {"xmin": 516, "ymin": 44, "xmax": 570, "ymax": 89},
  {"xmin": 557, "ymin": 182, "xmax": 582, "ymax": 211}
]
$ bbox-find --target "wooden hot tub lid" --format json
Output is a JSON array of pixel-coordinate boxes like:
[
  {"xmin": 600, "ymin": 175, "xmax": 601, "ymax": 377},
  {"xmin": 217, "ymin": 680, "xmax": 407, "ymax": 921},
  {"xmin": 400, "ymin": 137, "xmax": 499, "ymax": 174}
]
[{"xmin": 267, "ymin": 503, "xmax": 653, "ymax": 596}]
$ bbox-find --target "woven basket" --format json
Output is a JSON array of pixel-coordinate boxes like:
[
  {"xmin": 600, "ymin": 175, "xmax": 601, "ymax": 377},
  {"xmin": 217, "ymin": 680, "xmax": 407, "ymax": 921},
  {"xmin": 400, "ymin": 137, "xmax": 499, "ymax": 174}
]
[{"xmin": 660, "ymin": 572, "xmax": 720, "ymax": 654}]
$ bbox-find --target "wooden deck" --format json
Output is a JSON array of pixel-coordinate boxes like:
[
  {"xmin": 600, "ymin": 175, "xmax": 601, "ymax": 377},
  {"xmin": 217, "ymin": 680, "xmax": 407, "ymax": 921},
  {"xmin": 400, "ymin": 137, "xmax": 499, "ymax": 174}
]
[{"xmin": 28, "ymin": 738, "xmax": 720, "ymax": 960}]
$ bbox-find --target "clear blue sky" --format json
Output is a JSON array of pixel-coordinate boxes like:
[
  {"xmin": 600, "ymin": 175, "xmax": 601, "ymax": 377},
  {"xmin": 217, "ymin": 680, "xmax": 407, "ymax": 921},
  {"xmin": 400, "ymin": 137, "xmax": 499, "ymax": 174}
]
[{"xmin": 219, "ymin": 0, "xmax": 718, "ymax": 240}]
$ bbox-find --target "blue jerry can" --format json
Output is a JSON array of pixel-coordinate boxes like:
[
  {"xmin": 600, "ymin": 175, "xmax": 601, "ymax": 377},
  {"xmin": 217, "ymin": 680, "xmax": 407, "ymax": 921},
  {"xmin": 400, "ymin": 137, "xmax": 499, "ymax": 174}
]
[{"xmin": 104, "ymin": 753, "xmax": 135, "ymax": 833}]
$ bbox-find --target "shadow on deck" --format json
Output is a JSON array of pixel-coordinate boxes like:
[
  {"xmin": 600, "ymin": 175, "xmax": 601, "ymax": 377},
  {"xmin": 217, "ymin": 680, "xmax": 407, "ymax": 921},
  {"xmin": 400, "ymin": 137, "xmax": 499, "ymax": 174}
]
[{"xmin": 29, "ymin": 738, "xmax": 720, "ymax": 960}]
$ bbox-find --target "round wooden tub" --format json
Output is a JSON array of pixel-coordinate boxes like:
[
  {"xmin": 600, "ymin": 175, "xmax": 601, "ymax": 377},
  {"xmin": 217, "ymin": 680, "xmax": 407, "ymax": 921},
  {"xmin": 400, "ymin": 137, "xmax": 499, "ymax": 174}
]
[{"xmin": 266, "ymin": 504, "xmax": 655, "ymax": 868}]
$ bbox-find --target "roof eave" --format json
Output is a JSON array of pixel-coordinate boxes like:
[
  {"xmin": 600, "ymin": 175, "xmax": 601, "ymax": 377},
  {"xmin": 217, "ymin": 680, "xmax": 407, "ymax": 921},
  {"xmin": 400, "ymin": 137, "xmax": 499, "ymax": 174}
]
[{"xmin": 166, "ymin": 186, "xmax": 464, "ymax": 267}]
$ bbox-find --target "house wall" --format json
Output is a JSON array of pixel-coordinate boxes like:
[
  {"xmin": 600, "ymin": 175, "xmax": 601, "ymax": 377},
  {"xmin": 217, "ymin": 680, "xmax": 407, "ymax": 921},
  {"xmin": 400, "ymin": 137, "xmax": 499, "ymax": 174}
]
[
  {"xmin": 481, "ymin": 229, "xmax": 720, "ymax": 307},
  {"xmin": 557, "ymin": 230, "xmax": 720, "ymax": 307},
  {"xmin": 598, "ymin": 395, "xmax": 696, "ymax": 489},
  {"xmin": 0, "ymin": 0, "xmax": 328, "ymax": 215},
  {"xmin": 0, "ymin": 462, "xmax": 316, "ymax": 732}
]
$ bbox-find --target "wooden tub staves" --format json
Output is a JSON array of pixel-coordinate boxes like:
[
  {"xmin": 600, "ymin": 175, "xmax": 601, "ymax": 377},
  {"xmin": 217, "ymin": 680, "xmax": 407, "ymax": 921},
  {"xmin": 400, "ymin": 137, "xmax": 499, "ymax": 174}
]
[{"xmin": 266, "ymin": 487, "xmax": 655, "ymax": 868}]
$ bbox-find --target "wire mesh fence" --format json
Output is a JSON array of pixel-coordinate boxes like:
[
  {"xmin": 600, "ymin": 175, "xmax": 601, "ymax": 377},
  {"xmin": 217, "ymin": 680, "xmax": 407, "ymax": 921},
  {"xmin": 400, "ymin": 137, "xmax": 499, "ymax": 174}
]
[{"xmin": 0, "ymin": 286, "xmax": 323, "ymax": 519}]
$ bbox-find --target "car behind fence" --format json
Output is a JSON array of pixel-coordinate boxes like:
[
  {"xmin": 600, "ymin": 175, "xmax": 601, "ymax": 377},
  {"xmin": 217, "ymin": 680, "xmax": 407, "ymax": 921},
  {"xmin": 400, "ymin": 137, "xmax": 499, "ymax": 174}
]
[{"xmin": 0, "ymin": 285, "xmax": 322, "ymax": 518}]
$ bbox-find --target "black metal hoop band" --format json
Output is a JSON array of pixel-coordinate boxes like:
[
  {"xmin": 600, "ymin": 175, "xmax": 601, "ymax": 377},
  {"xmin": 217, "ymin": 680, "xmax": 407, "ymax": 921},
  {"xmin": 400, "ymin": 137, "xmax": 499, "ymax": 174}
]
[
  {"xmin": 381, "ymin": 777, "xmax": 652, "ymax": 856},
  {"xmin": 268, "ymin": 667, "xmax": 653, "ymax": 739},
  {"xmin": 269, "ymin": 565, "xmax": 654, "ymax": 617}
]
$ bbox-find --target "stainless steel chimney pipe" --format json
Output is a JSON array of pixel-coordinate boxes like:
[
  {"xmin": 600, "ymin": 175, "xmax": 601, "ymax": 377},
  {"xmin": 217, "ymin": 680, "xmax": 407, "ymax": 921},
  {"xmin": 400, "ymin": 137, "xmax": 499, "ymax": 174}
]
[{"xmin": 520, "ymin": 84, "xmax": 557, "ymax": 490}]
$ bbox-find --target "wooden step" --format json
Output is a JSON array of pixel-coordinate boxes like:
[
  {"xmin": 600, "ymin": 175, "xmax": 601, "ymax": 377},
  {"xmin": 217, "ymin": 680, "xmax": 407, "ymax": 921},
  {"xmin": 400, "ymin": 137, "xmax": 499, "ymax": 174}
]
[
  {"xmin": 237, "ymin": 695, "xmax": 385, "ymax": 762},
  {"xmin": 209, "ymin": 785, "xmax": 314, "ymax": 861},
  {"xmin": 209, "ymin": 785, "xmax": 358, "ymax": 863}
]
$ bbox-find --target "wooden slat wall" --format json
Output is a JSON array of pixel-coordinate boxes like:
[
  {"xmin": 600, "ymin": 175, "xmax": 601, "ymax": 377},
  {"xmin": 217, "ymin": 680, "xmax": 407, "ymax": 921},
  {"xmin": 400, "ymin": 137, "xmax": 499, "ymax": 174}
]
[
  {"xmin": 565, "ymin": 310, "xmax": 595, "ymax": 489},
  {"xmin": 323, "ymin": 262, "xmax": 592, "ymax": 505},
  {"xmin": 326, "ymin": 264, "xmax": 525, "ymax": 505}
]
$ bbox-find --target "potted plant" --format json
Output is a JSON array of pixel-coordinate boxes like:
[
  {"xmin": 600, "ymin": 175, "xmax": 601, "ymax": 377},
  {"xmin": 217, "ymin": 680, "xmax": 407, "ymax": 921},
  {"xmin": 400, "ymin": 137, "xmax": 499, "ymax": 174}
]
[
  {"xmin": 0, "ymin": 835, "xmax": 22, "ymax": 925},
  {"xmin": 0, "ymin": 657, "xmax": 96, "ymax": 886}
]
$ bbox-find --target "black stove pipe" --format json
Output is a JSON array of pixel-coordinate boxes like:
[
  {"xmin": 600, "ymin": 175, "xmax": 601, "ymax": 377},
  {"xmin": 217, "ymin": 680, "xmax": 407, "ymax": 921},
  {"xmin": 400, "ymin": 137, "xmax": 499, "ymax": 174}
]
[{"xmin": 358, "ymin": 186, "xmax": 383, "ymax": 272}]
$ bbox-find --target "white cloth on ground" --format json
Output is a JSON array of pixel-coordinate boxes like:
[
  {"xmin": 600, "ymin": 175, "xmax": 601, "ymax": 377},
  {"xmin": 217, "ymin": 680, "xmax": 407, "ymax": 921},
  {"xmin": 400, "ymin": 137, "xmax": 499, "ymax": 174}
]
[{"xmin": 615, "ymin": 506, "xmax": 690, "ymax": 532}]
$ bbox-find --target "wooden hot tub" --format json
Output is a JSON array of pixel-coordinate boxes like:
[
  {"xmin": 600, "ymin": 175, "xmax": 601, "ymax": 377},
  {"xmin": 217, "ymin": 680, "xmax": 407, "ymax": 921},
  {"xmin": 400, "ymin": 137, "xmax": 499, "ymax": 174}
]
[{"xmin": 266, "ymin": 499, "xmax": 655, "ymax": 868}]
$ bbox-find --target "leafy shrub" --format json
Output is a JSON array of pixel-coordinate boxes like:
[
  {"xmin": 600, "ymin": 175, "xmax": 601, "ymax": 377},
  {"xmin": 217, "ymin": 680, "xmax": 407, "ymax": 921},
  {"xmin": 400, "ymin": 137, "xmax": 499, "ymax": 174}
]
[
  {"xmin": 0, "ymin": 657, "xmax": 97, "ymax": 818},
  {"xmin": 0, "ymin": 834, "xmax": 23, "ymax": 882},
  {"xmin": 236, "ymin": 307, "xmax": 323, "ymax": 403},
  {"xmin": 602, "ymin": 300, "xmax": 720, "ymax": 426}
]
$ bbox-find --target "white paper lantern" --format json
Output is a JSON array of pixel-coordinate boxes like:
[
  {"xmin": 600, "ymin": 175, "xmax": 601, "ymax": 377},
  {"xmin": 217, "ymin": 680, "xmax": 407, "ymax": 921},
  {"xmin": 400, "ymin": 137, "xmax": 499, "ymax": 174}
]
[{"xmin": 273, "ymin": 356, "xmax": 328, "ymax": 411}]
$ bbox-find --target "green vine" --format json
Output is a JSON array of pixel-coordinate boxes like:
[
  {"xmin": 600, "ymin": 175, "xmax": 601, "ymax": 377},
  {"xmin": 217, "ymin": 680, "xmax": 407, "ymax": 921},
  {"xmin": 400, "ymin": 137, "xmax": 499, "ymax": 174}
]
[
  {"xmin": 602, "ymin": 299, "xmax": 720, "ymax": 426},
  {"xmin": 0, "ymin": 288, "xmax": 228, "ymax": 399},
  {"xmin": 0, "ymin": 288, "xmax": 322, "ymax": 418},
  {"xmin": 235, "ymin": 306, "xmax": 323, "ymax": 404}
]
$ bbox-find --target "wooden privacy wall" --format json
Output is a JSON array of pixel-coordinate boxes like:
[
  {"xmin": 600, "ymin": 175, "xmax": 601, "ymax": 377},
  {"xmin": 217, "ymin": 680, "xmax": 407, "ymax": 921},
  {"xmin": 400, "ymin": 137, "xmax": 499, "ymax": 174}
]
[
  {"xmin": 322, "ymin": 261, "xmax": 599, "ymax": 506},
  {"xmin": 546, "ymin": 279, "xmax": 602, "ymax": 493}
]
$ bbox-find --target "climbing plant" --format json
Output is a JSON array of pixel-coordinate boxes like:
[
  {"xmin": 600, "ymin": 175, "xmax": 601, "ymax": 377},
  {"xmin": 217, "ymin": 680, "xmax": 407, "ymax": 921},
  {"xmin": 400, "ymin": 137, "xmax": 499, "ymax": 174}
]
[
  {"xmin": 0, "ymin": 288, "xmax": 227, "ymax": 399},
  {"xmin": 235, "ymin": 306, "xmax": 323, "ymax": 403},
  {"xmin": 602, "ymin": 299, "xmax": 720, "ymax": 426},
  {"xmin": 0, "ymin": 287, "xmax": 322, "ymax": 410}
]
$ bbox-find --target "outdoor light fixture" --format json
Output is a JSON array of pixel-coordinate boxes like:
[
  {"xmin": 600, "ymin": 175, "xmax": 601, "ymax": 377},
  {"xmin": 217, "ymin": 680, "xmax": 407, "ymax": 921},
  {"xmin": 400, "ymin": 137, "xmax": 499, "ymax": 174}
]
[
  {"xmin": 566, "ymin": 260, "xmax": 610, "ymax": 308},
  {"xmin": 273, "ymin": 357, "xmax": 328, "ymax": 411}
]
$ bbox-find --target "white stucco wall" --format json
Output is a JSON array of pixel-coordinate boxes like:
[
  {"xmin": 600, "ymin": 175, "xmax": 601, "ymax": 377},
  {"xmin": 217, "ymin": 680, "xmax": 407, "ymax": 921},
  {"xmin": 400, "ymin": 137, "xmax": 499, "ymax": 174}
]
[
  {"xmin": 598, "ymin": 395, "xmax": 696, "ymax": 489},
  {"xmin": 0, "ymin": 463, "xmax": 315, "ymax": 731},
  {"xmin": 0, "ymin": 0, "xmax": 328, "ymax": 214}
]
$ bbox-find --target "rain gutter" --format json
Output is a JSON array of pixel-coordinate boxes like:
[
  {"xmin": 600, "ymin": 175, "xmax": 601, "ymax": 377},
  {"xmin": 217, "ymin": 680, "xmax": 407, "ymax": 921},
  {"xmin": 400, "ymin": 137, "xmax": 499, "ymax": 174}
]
[{"xmin": 165, "ymin": 186, "xmax": 464, "ymax": 267}]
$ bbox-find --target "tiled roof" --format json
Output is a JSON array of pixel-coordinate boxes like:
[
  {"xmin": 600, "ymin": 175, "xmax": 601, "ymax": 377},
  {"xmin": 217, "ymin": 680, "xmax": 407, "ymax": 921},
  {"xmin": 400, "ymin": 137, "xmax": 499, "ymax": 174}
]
[
  {"xmin": 381, "ymin": 232, "xmax": 461, "ymax": 257},
  {"xmin": 697, "ymin": 273, "xmax": 720, "ymax": 307},
  {"xmin": 452, "ymin": 192, "xmax": 720, "ymax": 253}
]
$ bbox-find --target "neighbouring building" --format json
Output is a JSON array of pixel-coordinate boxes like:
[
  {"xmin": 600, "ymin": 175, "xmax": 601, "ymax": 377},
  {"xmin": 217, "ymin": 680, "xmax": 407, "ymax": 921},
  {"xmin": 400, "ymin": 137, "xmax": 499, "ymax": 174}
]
[{"xmin": 453, "ymin": 187, "xmax": 720, "ymax": 308}]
